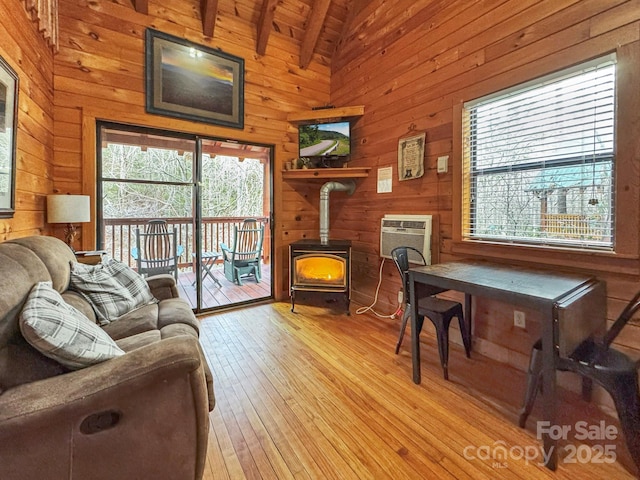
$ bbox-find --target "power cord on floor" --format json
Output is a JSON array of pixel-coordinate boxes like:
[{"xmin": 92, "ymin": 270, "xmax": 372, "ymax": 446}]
[{"xmin": 355, "ymin": 258, "xmax": 402, "ymax": 319}]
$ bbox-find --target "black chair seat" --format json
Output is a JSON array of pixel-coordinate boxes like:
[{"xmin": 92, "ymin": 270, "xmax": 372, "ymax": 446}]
[
  {"xmin": 570, "ymin": 341, "xmax": 637, "ymax": 373},
  {"xmin": 418, "ymin": 297, "xmax": 462, "ymax": 314}
]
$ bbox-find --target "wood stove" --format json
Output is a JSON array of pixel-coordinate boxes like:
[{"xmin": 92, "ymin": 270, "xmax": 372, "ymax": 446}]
[{"xmin": 290, "ymin": 239, "xmax": 351, "ymax": 314}]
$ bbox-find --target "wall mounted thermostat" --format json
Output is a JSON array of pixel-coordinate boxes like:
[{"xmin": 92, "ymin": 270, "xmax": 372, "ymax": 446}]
[{"xmin": 437, "ymin": 155, "xmax": 449, "ymax": 173}]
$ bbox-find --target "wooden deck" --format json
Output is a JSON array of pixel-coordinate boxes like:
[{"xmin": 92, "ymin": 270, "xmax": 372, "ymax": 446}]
[
  {"xmin": 198, "ymin": 302, "xmax": 637, "ymax": 479},
  {"xmin": 175, "ymin": 264, "xmax": 272, "ymax": 310}
]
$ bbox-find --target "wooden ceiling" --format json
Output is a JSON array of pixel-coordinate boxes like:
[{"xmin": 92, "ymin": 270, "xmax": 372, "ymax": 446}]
[{"xmin": 129, "ymin": 0, "xmax": 357, "ymax": 68}]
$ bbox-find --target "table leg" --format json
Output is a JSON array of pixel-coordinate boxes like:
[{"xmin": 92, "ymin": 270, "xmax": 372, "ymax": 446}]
[
  {"xmin": 465, "ymin": 293, "xmax": 473, "ymax": 352},
  {"xmin": 541, "ymin": 305, "xmax": 558, "ymax": 470},
  {"xmin": 203, "ymin": 257, "xmax": 222, "ymax": 287},
  {"xmin": 410, "ymin": 272, "xmax": 421, "ymax": 384}
]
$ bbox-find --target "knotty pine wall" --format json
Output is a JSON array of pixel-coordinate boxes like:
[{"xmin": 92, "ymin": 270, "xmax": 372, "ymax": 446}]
[
  {"xmin": 53, "ymin": 0, "xmax": 331, "ymax": 296},
  {"xmin": 331, "ymin": 0, "xmax": 640, "ymax": 375},
  {"xmin": 0, "ymin": 1, "xmax": 55, "ymax": 240}
]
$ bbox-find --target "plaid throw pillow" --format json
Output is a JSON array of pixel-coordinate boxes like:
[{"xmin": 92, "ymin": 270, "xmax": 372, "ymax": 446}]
[
  {"xmin": 19, "ymin": 282, "xmax": 124, "ymax": 370},
  {"xmin": 70, "ymin": 258, "xmax": 157, "ymax": 326}
]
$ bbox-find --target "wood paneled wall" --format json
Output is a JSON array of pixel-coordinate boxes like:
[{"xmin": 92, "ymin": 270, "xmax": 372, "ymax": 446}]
[
  {"xmin": 53, "ymin": 0, "xmax": 331, "ymax": 295},
  {"xmin": 331, "ymin": 0, "xmax": 640, "ymax": 370},
  {"xmin": 0, "ymin": 0, "xmax": 55, "ymax": 240},
  {"xmin": 5, "ymin": 0, "xmax": 638, "ymax": 372}
]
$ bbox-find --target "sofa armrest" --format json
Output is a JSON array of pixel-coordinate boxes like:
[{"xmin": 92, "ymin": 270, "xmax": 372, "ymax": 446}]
[
  {"xmin": 0, "ymin": 335, "xmax": 211, "ymax": 480},
  {"xmin": 146, "ymin": 273, "xmax": 179, "ymax": 300}
]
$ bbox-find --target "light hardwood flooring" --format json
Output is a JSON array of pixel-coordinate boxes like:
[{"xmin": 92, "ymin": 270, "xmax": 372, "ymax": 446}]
[{"xmin": 197, "ymin": 302, "xmax": 636, "ymax": 479}]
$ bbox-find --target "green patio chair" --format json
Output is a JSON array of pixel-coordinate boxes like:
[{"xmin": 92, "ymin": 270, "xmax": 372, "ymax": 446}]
[
  {"xmin": 131, "ymin": 220, "xmax": 183, "ymax": 280},
  {"xmin": 220, "ymin": 223, "xmax": 264, "ymax": 286}
]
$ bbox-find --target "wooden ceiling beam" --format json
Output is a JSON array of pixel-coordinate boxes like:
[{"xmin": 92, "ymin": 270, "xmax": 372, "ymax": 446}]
[
  {"xmin": 104, "ymin": 131, "xmax": 269, "ymax": 161},
  {"xmin": 299, "ymin": 0, "xmax": 332, "ymax": 69},
  {"xmin": 131, "ymin": 0, "xmax": 148, "ymax": 14},
  {"xmin": 202, "ymin": 145, "xmax": 269, "ymax": 162},
  {"xmin": 257, "ymin": 0, "xmax": 279, "ymax": 56},
  {"xmin": 201, "ymin": 0, "xmax": 219, "ymax": 38}
]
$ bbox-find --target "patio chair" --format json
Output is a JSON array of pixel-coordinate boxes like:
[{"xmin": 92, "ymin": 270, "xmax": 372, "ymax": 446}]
[
  {"xmin": 220, "ymin": 223, "xmax": 264, "ymax": 286},
  {"xmin": 131, "ymin": 220, "xmax": 183, "ymax": 280}
]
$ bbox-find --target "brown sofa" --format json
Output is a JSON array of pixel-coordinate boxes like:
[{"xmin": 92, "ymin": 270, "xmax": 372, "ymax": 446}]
[{"xmin": 0, "ymin": 236, "xmax": 214, "ymax": 480}]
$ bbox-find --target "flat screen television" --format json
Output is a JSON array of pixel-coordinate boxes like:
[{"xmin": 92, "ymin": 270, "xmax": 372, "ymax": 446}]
[{"xmin": 298, "ymin": 121, "xmax": 351, "ymax": 158}]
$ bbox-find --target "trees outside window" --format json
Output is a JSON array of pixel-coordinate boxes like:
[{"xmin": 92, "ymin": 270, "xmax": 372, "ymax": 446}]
[{"xmin": 462, "ymin": 55, "xmax": 615, "ymax": 250}]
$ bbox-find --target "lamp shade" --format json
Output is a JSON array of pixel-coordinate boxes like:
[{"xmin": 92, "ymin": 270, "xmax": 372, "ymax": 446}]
[{"xmin": 47, "ymin": 195, "xmax": 91, "ymax": 224}]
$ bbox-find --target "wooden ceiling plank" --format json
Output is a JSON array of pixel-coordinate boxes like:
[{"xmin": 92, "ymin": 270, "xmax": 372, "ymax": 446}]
[
  {"xmin": 201, "ymin": 0, "xmax": 219, "ymax": 38},
  {"xmin": 299, "ymin": 0, "xmax": 332, "ymax": 69},
  {"xmin": 131, "ymin": 0, "xmax": 148, "ymax": 15},
  {"xmin": 257, "ymin": 0, "xmax": 279, "ymax": 56},
  {"xmin": 333, "ymin": 0, "xmax": 367, "ymax": 59}
]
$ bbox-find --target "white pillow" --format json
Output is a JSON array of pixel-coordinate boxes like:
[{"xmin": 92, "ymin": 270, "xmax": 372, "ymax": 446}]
[
  {"xmin": 19, "ymin": 282, "xmax": 124, "ymax": 370},
  {"xmin": 70, "ymin": 258, "xmax": 157, "ymax": 326}
]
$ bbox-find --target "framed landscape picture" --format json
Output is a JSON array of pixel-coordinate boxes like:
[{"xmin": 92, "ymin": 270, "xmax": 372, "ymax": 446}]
[
  {"xmin": 0, "ymin": 55, "xmax": 18, "ymax": 218},
  {"xmin": 145, "ymin": 29, "xmax": 244, "ymax": 129}
]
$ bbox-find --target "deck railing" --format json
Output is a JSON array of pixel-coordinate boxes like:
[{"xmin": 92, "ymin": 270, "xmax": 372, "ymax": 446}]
[
  {"xmin": 102, "ymin": 216, "xmax": 269, "ymax": 270},
  {"xmin": 540, "ymin": 213, "xmax": 604, "ymax": 240}
]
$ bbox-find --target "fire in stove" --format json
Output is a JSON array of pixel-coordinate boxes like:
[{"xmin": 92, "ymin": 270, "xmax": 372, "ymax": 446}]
[{"xmin": 295, "ymin": 255, "xmax": 346, "ymax": 287}]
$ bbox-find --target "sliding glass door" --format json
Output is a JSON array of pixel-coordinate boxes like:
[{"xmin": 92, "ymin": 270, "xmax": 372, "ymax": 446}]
[{"xmin": 96, "ymin": 122, "xmax": 273, "ymax": 312}]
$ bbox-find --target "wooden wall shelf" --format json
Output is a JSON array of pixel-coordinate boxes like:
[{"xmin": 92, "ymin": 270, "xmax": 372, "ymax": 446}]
[
  {"xmin": 282, "ymin": 167, "xmax": 370, "ymax": 180},
  {"xmin": 287, "ymin": 105, "xmax": 365, "ymax": 125}
]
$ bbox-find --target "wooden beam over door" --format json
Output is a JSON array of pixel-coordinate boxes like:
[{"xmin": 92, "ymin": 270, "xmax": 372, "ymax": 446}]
[
  {"xmin": 257, "ymin": 0, "xmax": 279, "ymax": 55},
  {"xmin": 299, "ymin": 0, "xmax": 331, "ymax": 69},
  {"xmin": 201, "ymin": 0, "xmax": 219, "ymax": 37},
  {"xmin": 131, "ymin": 0, "xmax": 148, "ymax": 14}
]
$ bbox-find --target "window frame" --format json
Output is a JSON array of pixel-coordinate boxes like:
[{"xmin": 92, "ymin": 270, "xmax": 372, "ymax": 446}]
[{"xmin": 452, "ymin": 47, "xmax": 640, "ymax": 276}]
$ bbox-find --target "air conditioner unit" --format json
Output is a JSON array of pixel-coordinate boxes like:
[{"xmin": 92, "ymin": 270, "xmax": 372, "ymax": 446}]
[{"xmin": 380, "ymin": 214, "xmax": 432, "ymax": 264}]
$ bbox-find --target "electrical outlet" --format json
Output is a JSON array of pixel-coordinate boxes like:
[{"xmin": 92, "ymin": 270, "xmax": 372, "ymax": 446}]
[
  {"xmin": 397, "ymin": 290, "xmax": 403, "ymax": 304},
  {"xmin": 514, "ymin": 310, "xmax": 526, "ymax": 329}
]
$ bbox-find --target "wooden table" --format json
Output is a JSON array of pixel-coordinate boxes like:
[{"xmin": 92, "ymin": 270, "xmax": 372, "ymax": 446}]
[
  {"xmin": 75, "ymin": 250, "xmax": 107, "ymax": 265},
  {"xmin": 192, "ymin": 252, "xmax": 222, "ymax": 287},
  {"xmin": 408, "ymin": 260, "xmax": 606, "ymax": 470}
]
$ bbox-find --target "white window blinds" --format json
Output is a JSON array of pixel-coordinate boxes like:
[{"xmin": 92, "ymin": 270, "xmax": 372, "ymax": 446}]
[{"xmin": 462, "ymin": 55, "xmax": 616, "ymax": 250}]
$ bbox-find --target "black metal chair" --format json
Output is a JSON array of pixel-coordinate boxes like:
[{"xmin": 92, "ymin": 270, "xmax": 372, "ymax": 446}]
[
  {"xmin": 519, "ymin": 290, "xmax": 640, "ymax": 472},
  {"xmin": 391, "ymin": 246, "xmax": 472, "ymax": 380}
]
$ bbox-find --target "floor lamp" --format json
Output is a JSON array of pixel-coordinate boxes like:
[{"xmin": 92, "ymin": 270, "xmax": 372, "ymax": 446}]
[{"xmin": 47, "ymin": 194, "xmax": 91, "ymax": 250}]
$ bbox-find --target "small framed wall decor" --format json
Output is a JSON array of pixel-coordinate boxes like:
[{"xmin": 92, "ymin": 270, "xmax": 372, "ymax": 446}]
[
  {"xmin": 0, "ymin": 55, "xmax": 18, "ymax": 218},
  {"xmin": 145, "ymin": 29, "xmax": 244, "ymax": 129},
  {"xmin": 398, "ymin": 131, "xmax": 425, "ymax": 181}
]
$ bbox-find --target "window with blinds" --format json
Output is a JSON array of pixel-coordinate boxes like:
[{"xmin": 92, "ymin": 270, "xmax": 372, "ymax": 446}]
[{"xmin": 461, "ymin": 55, "xmax": 616, "ymax": 250}]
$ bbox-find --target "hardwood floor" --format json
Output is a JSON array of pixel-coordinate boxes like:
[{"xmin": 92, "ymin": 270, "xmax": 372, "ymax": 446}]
[{"xmin": 197, "ymin": 302, "xmax": 636, "ymax": 479}]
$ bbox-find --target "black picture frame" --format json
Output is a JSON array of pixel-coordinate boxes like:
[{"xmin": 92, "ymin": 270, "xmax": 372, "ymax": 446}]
[
  {"xmin": 145, "ymin": 28, "xmax": 244, "ymax": 129},
  {"xmin": 0, "ymin": 55, "xmax": 18, "ymax": 218}
]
